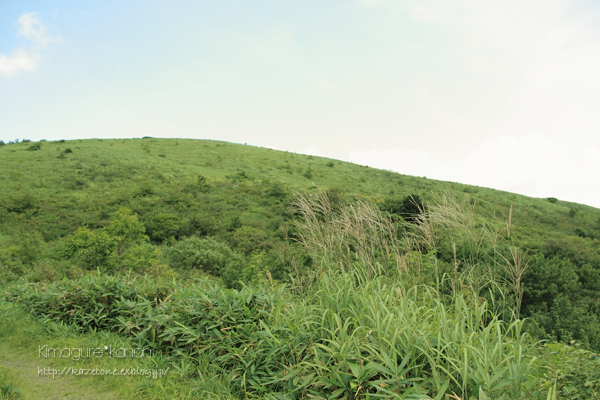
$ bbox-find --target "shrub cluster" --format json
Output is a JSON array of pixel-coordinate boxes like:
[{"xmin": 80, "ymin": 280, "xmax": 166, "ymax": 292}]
[{"xmin": 5, "ymin": 270, "xmax": 550, "ymax": 399}]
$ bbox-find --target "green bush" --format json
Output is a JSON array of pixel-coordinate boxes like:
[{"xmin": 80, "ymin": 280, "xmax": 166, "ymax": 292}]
[
  {"xmin": 381, "ymin": 194, "xmax": 424, "ymax": 223},
  {"xmin": 185, "ymin": 214, "xmax": 216, "ymax": 237},
  {"xmin": 266, "ymin": 181, "xmax": 289, "ymax": 202},
  {"xmin": 231, "ymin": 226, "xmax": 271, "ymax": 255},
  {"xmin": 5, "ymin": 193, "xmax": 37, "ymax": 214},
  {"xmin": 534, "ymin": 342, "xmax": 600, "ymax": 399},
  {"xmin": 58, "ymin": 208, "xmax": 151, "ymax": 271},
  {"xmin": 118, "ymin": 243, "xmax": 161, "ymax": 272},
  {"xmin": 25, "ymin": 142, "xmax": 41, "ymax": 151},
  {"xmin": 303, "ymin": 167, "xmax": 313, "ymax": 179},
  {"xmin": 133, "ymin": 182, "xmax": 154, "ymax": 197},
  {"xmin": 523, "ymin": 255, "xmax": 581, "ymax": 309},
  {"xmin": 181, "ymin": 175, "xmax": 211, "ymax": 195},
  {"xmin": 226, "ymin": 170, "xmax": 253, "ymax": 182},
  {"xmin": 400, "ymin": 194, "xmax": 424, "ymax": 222},
  {"xmin": 64, "ymin": 177, "xmax": 86, "ymax": 190},
  {"xmin": 144, "ymin": 213, "xmax": 184, "ymax": 243},
  {"xmin": 61, "ymin": 227, "xmax": 116, "ymax": 270},
  {"xmin": 168, "ymin": 236, "xmax": 243, "ymax": 277},
  {"xmin": 574, "ymin": 227, "xmax": 588, "ymax": 238},
  {"xmin": 0, "ymin": 231, "xmax": 46, "ymax": 269}
]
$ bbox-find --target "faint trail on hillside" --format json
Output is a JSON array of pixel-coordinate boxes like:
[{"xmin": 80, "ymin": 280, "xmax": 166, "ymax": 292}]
[{"xmin": 0, "ymin": 348, "xmax": 119, "ymax": 400}]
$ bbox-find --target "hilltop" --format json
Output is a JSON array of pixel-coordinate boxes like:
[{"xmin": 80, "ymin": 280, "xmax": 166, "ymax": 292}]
[{"xmin": 1, "ymin": 137, "xmax": 597, "ymax": 239}]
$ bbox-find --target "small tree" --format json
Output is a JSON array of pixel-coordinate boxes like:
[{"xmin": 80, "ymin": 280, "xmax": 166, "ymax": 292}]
[
  {"xmin": 400, "ymin": 194, "xmax": 424, "ymax": 222},
  {"xmin": 61, "ymin": 227, "xmax": 116, "ymax": 270},
  {"xmin": 168, "ymin": 236, "xmax": 243, "ymax": 277},
  {"xmin": 105, "ymin": 207, "xmax": 148, "ymax": 266},
  {"xmin": 381, "ymin": 194, "xmax": 424, "ymax": 223}
]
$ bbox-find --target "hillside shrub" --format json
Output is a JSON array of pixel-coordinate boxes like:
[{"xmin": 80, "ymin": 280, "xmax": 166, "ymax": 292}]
[
  {"xmin": 231, "ymin": 226, "xmax": 271, "ymax": 255},
  {"xmin": 181, "ymin": 175, "xmax": 211, "ymax": 195},
  {"xmin": 534, "ymin": 341, "xmax": 600, "ymax": 398},
  {"xmin": 133, "ymin": 182, "xmax": 154, "ymax": 197},
  {"xmin": 226, "ymin": 171, "xmax": 253, "ymax": 182},
  {"xmin": 185, "ymin": 214, "xmax": 216, "ymax": 237},
  {"xmin": 61, "ymin": 227, "xmax": 116, "ymax": 270},
  {"xmin": 574, "ymin": 227, "xmax": 588, "ymax": 238},
  {"xmin": 523, "ymin": 256, "xmax": 581, "ymax": 309},
  {"xmin": 381, "ymin": 194, "xmax": 424, "ymax": 223},
  {"xmin": 59, "ymin": 208, "xmax": 152, "ymax": 271},
  {"xmin": 9, "ymin": 231, "xmax": 46, "ymax": 266},
  {"xmin": 5, "ymin": 193, "xmax": 37, "ymax": 214},
  {"xmin": 400, "ymin": 194, "xmax": 424, "ymax": 222},
  {"xmin": 118, "ymin": 243, "xmax": 162, "ymax": 272},
  {"xmin": 167, "ymin": 236, "xmax": 243, "ymax": 277},
  {"xmin": 64, "ymin": 177, "xmax": 86, "ymax": 190},
  {"xmin": 303, "ymin": 167, "xmax": 313, "ymax": 179},
  {"xmin": 266, "ymin": 181, "xmax": 289, "ymax": 202},
  {"xmin": 25, "ymin": 142, "xmax": 41, "ymax": 151},
  {"xmin": 144, "ymin": 213, "xmax": 184, "ymax": 242}
]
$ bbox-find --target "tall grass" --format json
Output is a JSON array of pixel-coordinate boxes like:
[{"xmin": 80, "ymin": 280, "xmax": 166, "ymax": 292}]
[
  {"xmin": 6, "ymin": 191, "xmax": 570, "ymax": 398},
  {"xmin": 289, "ymin": 190, "xmax": 540, "ymax": 399},
  {"xmin": 292, "ymin": 190, "xmax": 406, "ymax": 280},
  {"xmin": 6, "ymin": 272, "xmax": 540, "ymax": 398}
]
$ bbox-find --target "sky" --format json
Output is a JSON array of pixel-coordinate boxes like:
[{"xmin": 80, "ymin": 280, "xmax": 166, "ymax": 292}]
[{"xmin": 1, "ymin": 0, "xmax": 599, "ymax": 208}]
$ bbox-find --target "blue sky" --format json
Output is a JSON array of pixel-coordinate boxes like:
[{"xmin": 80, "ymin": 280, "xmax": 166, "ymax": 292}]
[{"xmin": 1, "ymin": 0, "xmax": 600, "ymax": 207}]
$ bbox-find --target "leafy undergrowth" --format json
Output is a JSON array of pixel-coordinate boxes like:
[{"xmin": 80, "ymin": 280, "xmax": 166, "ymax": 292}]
[
  {"xmin": 6, "ymin": 271, "xmax": 597, "ymax": 399},
  {"xmin": 533, "ymin": 342, "xmax": 600, "ymax": 399},
  {"xmin": 0, "ymin": 297, "xmax": 231, "ymax": 399}
]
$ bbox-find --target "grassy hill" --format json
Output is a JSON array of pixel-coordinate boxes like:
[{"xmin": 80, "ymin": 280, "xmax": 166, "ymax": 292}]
[
  {"xmin": 2, "ymin": 137, "xmax": 598, "ymax": 239},
  {"xmin": 1, "ymin": 137, "xmax": 600, "ymax": 399}
]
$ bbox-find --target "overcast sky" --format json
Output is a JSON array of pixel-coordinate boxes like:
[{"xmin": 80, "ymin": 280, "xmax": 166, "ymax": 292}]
[{"xmin": 1, "ymin": 1, "xmax": 599, "ymax": 208}]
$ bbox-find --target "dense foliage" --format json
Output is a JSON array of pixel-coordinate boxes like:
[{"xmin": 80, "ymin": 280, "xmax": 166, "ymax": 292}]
[
  {"xmin": 0, "ymin": 270, "xmax": 551, "ymax": 399},
  {"xmin": 1, "ymin": 137, "xmax": 600, "ymax": 398}
]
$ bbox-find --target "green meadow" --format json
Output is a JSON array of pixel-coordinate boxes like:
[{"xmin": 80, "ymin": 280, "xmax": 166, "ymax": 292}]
[{"xmin": 1, "ymin": 137, "xmax": 600, "ymax": 399}]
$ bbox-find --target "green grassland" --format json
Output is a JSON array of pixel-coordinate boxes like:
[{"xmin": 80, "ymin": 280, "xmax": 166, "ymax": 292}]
[{"xmin": 1, "ymin": 137, "xmax": 600, "ymax": 399}]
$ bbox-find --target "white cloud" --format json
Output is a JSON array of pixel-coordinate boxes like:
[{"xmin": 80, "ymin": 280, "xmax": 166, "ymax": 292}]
[
  {"xmin": 347, "ymin": 133, "xmax": 600, "ymax": 207},
  {"xmin": 0, "ymin": 48, "xmax": 39, "ymax": 77},
  {"xmin": 17, "ymin": 12, "xmax": 56, "ymax": 48},
  {"xmin": 407, "ymin": 1, "xmax": 600, "ymax": 122},
  {"xmin": 0, "ymin": 12, "xmax": 57, "ymax": 78},
  {"xmin": 348, "ymin": 0, "xmax": 600, "ymax": 140}
]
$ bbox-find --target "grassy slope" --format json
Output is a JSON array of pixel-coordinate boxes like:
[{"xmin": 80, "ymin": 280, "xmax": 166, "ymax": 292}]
[
  {"xmin": 1, "ymin": 137, "xmax": 598, "ymax": 243},
  {"xmin": 2, "ymin": 138, "xmax": 600, "ymax": 399}
]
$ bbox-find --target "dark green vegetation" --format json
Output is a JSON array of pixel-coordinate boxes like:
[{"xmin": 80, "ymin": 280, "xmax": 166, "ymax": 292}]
[{"xmin": 1, "ymin": 138, "xmax": 600, "ymax": 399}]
